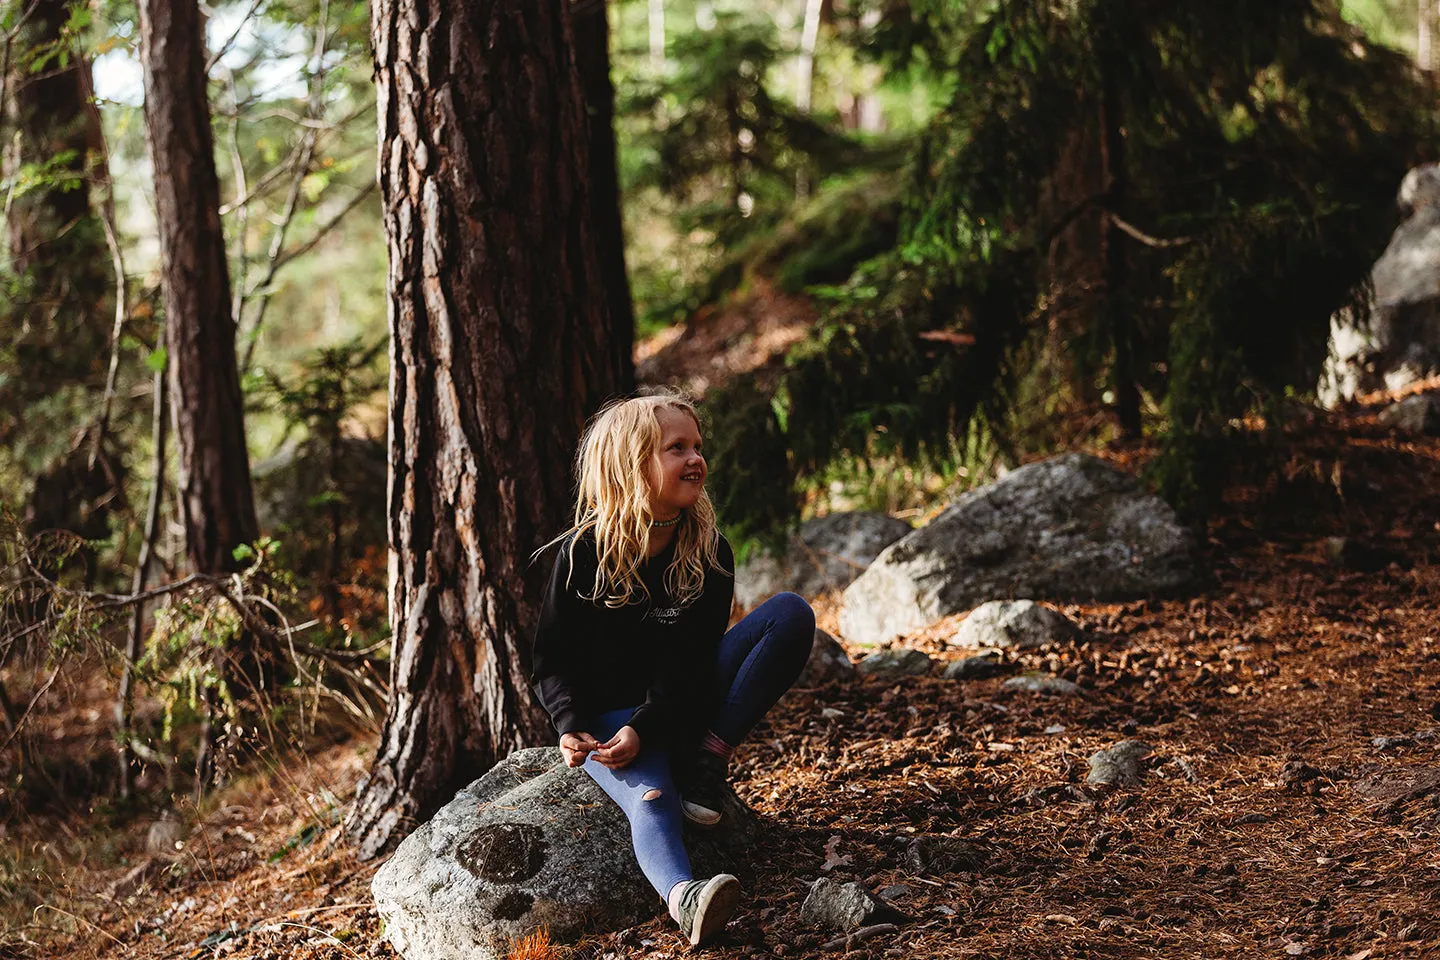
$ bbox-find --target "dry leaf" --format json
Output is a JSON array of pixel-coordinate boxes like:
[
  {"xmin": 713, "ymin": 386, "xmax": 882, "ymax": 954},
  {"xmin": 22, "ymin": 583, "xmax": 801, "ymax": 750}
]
[{"xmin": 821, "ymin": 835, "xmax": 852, "ymax": 872}]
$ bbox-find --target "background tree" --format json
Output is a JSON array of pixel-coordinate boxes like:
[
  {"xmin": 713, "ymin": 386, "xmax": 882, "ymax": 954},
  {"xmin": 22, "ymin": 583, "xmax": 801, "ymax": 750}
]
[
  {"xmin": 138, "ymin": 0, "xmax": 268, "ymax": 784},
  {"xmin": 703, "ymin": 0, "xmax": 1428, "ymax": 539},
  {"xmin": 138, "ymin": 0, "xmax": 260, "ymax": 577},
  {"xmin": 344, "ymin": 0, "xmax": 619, "ymax": 859},
  {"xmin": 574, "ymin": 0, "xmax": 635, "ymax": 390},
  {"xmin": 2, "ymin": 0, "xmax": 118, "ymax": 560}
]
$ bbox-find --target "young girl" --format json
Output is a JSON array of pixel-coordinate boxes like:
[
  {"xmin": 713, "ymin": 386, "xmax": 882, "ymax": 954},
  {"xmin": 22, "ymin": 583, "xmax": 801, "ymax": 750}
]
[{"xmin": 529, "ymin": 392, "xmax": 815, "ymax": 946}]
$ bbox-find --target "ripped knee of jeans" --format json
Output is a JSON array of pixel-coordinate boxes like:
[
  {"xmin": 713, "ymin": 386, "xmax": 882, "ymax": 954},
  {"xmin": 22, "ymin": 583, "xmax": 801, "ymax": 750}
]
[{"xmin": 642, "ymin": 788, "xmax": 662, "ymax": 802}]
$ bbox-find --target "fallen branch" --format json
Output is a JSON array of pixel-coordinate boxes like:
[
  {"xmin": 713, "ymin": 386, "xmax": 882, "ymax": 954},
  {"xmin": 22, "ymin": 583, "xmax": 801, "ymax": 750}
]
[{"xmin": 821, "ymin": 923, "xmax": 898, "ymax": 952}]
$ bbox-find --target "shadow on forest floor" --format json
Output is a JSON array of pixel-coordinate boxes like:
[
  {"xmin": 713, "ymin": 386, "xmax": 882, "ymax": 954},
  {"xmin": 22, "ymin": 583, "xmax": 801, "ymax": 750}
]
[{"xmin": 6, "ymin": 395, "xmax": 1440, "ymax": 958}]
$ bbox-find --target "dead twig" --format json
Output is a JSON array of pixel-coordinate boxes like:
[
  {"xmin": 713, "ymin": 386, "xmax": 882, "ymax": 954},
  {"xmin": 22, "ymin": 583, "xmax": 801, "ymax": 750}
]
[
  {"xmin": 117, "ymin": 349, "xmax": 168, "ymax": 798},
  {"xmin": 821, "ymin": 923, "xmax": 898, "ymax": 951},
  {"xmin": 0, "ymin": 654, "xmax": 67, "ymax": 754}
]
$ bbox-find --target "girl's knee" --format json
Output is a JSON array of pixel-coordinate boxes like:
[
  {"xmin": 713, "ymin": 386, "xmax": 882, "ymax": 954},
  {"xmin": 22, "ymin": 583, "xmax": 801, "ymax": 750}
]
[
  {"xmin": 769, "ymin": 592, "xmax": 816, "ymax": 641},
  {"xmin": 630, "ymin": 786, "xmax": 683, "ymax": 823}
]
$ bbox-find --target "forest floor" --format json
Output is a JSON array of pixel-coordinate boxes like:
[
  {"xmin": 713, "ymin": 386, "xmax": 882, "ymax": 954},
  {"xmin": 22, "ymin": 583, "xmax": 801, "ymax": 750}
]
[{"xmin": 6, "ymin": 324, "xmax": 1440, "ymax": 958}]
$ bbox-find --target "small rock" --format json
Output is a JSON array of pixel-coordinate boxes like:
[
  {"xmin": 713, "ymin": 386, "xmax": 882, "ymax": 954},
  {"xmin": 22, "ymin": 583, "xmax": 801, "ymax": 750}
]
[
  {"xmin": 145, "ymin": 813, "xmax": 185, "ymax": 855},
  {"xmin": 877, "ymin": 884, "xmax": 911, "ymax": 903},
  {"xmin": 941, "ymin": 651, "xmax": 1009, "ymax": 681},
  {"xmin": 799, "ymin": 878, "xmax": 904, "ymax": 933},
  {"xmin": 1002, "ymin": 675, "xmax": 1082, "ymax": 696},
  {"xmin": 949, "ymin": 600, "xmax": 1082, "ymax": 651},
  {"xmin": 904, "ymin": 836, "xmax": 985, "ymax": 875},
  {"xmin": 856, "ymin": 648, "xmax": 934, "ymax": 680},
  {"xmin": 1372, "ymin": 735, "xmax": 1414, "ymax": 750},
  {"xmin": 797, "ymin": 629, "xmax": 856, "ymax": 687},
  {"xmin": 1377, "ymin": 394, "xmax": 1440, "ymax": 435},
  {"xmin": 1086, "ymin": 740, "xmax": 1153, "ymax": 787}
]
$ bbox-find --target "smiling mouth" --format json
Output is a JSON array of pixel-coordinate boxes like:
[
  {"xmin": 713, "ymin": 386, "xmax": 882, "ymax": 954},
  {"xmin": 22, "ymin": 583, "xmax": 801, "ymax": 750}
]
[{"xmin": 681, "ymin": 472, "xmax": 703, "ymax": 482}]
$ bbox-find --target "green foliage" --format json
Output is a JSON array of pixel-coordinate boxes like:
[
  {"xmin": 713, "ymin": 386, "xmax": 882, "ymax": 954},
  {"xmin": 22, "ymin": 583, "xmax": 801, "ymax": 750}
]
[
  {"xmin": 707, "ymin": 0, "xmax": 1426, "ymax": 537},
  {"xmin": 623, "ymin": 12, "xmax": 871, "ymax": 249},
  {"xmin": 744, "ymin": 167, "xmax": 906, "ymax": 293}
]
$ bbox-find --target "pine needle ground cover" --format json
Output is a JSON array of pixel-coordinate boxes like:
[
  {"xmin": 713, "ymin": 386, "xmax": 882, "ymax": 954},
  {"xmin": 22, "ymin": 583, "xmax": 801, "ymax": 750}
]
[{"xmin": 4, "ymin": 403, "xmax": 1439, "ymax": 959}]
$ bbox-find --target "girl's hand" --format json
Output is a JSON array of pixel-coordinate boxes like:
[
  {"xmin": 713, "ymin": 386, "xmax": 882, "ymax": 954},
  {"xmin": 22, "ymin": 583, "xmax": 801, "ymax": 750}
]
[
  {"xmin": 560, "ymin": 732, "xmax": 600, "ymax": 768},
  {"xmin": 592, "ymin": 725, "xmax": 641, "ymax": 769}
]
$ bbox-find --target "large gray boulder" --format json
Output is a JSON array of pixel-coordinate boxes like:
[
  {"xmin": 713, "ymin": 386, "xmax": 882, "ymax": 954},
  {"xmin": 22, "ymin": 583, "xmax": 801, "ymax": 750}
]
[
  {"xmin": 734, "ymin": 512, "xmax": 912, "ymax": 609},
  {"xmin": 838, "ymin": 454, "xmax": 1192, "ymax": 646},
  {"xmin": 1321, "ymin": 165, "xmax": 1440, "ymax": 406},
  {"xmin": 372, "ymin": 749, "xmax": 759, "ymax": 960}
]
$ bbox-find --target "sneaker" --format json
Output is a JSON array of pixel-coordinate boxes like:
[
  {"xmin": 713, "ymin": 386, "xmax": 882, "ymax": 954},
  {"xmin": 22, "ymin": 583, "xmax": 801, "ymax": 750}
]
[
  {"xmin": 677, "ymin": 751, "xmax": 727, "ymax": 827},
  {"xmin": 672, "ymin": 874, "xmax": 741, "ymax": 945}
]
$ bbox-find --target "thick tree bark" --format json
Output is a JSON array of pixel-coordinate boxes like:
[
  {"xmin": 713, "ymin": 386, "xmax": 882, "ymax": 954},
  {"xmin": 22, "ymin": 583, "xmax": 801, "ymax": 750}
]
[
  {"xmin": 573, "ymin": 0, "xmax": 635, "ymax": 390},
  {"xmin": 138, "ymin": 0, "xmax": 261, "ymax": 576},
  {"xmin": 346, "ymin": 0, "xmax": 619, "ymax": 859}
]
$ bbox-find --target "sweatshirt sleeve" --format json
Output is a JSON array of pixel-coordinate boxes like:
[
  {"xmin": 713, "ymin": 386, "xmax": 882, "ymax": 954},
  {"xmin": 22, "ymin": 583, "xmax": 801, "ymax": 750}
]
[
  {"xmin": 626, "ymin": 536, "xmax": 736, "ymax": 747},
  {"xmin": 529, "ymin": 539, "xmax": 590, "ymax": 738}
]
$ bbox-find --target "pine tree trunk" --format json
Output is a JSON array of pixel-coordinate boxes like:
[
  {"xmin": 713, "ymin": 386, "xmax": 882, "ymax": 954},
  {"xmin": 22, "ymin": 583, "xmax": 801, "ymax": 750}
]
[
  {"xmin": 138, "ymin": 0, "xmax": 261, "ymax": 576},
  {"xmin": 2, "ymin": 0, "xmax": 109, "ymax": 411},
  {"xmin": 1101, "ymin": 65, "xmax": 1140, "ymax": 440},
  {"xmin": 573, "ymin": 0, "xmax": 635, "ymax": 390},
  {"xmin": 346, "ymin": 0, "xmax": 619, "ymax": 860},
  {"xmin": 140, "ymin": 0, "xmax": 269, "ymax": 790}
]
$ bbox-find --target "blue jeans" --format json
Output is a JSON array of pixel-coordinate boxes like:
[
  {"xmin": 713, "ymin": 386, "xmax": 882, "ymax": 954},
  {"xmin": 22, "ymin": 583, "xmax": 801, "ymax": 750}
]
[{"xmin": 582, "ymin": 592, "xmax": 815, "ymax": 898}]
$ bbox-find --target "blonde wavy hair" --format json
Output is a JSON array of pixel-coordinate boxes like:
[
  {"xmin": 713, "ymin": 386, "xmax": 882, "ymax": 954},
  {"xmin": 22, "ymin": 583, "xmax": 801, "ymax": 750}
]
[{"xmin": 556, "ymin": 391, "xmax": 725, "ymax": 609}]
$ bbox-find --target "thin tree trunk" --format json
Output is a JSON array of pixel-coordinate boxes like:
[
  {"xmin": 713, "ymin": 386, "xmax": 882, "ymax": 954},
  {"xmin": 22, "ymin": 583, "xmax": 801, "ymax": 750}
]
[
  {"xmin": 139, "ymin": 0, "xmax": 268, "ymax": 790},
  {"xmin": 117, "ymin": 357, "xmax": 168, "ymax": 800},
  {"xmin": 794, "ymin": 0, "xmax": 825, "ymax": 199},
  {"xmin": 346, "ymin": 0, "xmax": 619, "ymax": 860},
  {"xmin": 573, "ymin": 0, "xmax": 635, "ymax": 390},
  {"xmin": 139, "ymin": 0, "xmax": 260, "ymax": 577},
  {"xmin": 1100, "ymin": 65, "xmax": 1140, "ymax": 439},
  {"xmin": 796, "ymin": 0, "xmax": 823, "ymax": 113},
  {"xmin": 648, "ymin": 0, "xmax": 665, "ymax": 69},
  {"xmin": 1422, "ymin": 0, "xmax": 1433, "ymax": 72}
]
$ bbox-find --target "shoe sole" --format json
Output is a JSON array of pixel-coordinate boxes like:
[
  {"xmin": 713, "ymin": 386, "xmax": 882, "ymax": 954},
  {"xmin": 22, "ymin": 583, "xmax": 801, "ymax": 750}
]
[
  {"xmin": 682, "ymin": 799, "xmax": 723, "ymax": 828},
  {"xmin": 688, "ymin": 874, "xmax": 741, "ymax": 946}
]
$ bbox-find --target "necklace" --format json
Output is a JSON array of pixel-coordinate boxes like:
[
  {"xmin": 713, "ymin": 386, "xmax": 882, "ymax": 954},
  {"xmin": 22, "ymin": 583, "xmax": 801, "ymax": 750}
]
[{"xmin": 651, "ymin": 513, "xmax": 683, "ymax": 529}]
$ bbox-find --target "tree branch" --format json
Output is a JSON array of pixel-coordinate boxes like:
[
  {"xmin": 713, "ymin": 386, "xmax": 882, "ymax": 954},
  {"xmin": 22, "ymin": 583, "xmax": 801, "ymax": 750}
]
[
  {"xmin": 1105, "ymin": 209, "xmax": 1193, "ymax": 248},
  {"xmin": 206, "ymin": 0, "xmax": 267, "ymax": 75}
]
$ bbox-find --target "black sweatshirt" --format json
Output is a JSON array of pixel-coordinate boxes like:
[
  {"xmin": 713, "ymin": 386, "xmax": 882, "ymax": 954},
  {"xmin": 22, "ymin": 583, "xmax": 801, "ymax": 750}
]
[{"xmin": 529, "ymin": 531, "xmax": 735, "ymax": 749}]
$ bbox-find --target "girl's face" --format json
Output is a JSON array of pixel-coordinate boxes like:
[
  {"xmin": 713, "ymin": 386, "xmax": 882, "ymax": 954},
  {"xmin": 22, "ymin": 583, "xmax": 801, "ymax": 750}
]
[{"xmin": 648, "ymin": 406, "xmax": 706, "ymax": 517}]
